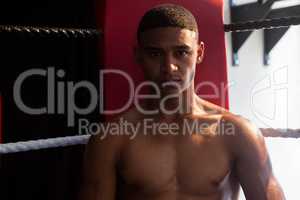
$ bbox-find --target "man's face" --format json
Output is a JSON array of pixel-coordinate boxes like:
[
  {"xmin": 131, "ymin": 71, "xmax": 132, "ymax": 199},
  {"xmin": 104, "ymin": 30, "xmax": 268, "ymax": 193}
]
[{"xmin": 136, "ymin": 27, "xmax": 204, "ymax": 94}]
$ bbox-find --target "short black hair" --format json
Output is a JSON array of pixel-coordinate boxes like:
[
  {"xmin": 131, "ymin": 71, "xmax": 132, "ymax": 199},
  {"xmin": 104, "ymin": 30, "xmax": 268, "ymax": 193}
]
[{"xmin": 137, "ymin": 4, "xmax": 198, "ymax": 43}]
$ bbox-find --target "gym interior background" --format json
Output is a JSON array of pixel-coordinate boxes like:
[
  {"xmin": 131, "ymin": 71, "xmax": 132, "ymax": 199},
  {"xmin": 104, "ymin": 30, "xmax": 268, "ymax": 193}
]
[{"xmin": 0, "ymin": 0, "xmax": 299, "ymax": 199}]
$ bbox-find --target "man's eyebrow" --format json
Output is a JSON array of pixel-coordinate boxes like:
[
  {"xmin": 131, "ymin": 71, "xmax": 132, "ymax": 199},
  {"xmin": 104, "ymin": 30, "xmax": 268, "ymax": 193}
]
[
  {"xmin": 173, "ymin": 45, "xmax": 192, "ymax": 50},
  {"xmin": 142, "ymin": 45, "xmax": 193, "ymax": 51}
]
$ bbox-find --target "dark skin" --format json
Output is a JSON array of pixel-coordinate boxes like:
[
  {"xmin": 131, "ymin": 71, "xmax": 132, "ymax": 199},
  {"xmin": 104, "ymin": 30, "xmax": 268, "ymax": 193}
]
[{"xmin": 79, "ymin": 27, "xmax": 285, "ymax": 200}]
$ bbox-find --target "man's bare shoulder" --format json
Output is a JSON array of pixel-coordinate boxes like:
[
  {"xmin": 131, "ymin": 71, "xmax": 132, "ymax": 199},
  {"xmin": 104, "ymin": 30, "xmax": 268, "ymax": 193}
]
[
  {"xmin": 86, "ymin": 132, "xmax": 127, "ymax": 161},
  {"xmin": 220, "ymin": 113, "xmax": 262, "ymax": 138},
  {"xmin": 195, "ymin": 96, "xmax": 261, "ymax": 139},
  {"xmin": 219, "ymin": 113, "xmax": 266, "ymax": 157},
  {"xmin": 111, "ymin": 106, "xmax": 144, "ymax": 123},
  {"xmin": 194, "ymin": 96, "xmax": 264, "ymax": 149},
  {"xmin": 85, "ymin": 107, "xmax": 142, "ymax": 157}
]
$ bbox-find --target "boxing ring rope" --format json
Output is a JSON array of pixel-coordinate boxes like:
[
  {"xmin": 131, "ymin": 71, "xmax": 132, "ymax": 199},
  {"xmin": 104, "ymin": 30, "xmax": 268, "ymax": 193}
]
[
  {"xmin": 0, "ymin": 135, "xmax": 90, "ymax": 154},
  {"xmin": 0, "ymin": 128, "xmax": 299, "ymax": 154},
  {"xmin": 0, "ymin": 25, "xmax": 101, "ymax": 38},
  {"xmin": 7, "ymin": 16, "xmax": 298, "ymax": 36},
  {"xmin": 0, "ymin": 15, "xmax": 299, "ymax": 38},
  {"xmin": 0, "ymin": 16, "xmax": 299, "ymax": 154},
  {"xmin": 224, "ymin": 15, "xmax": 300, "ymax": 32}
]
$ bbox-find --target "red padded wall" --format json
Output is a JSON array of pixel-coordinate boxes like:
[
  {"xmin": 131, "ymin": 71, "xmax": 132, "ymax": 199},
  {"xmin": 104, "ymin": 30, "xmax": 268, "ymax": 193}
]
[{"xmin": 99, "ymin": 0, "xmax": 228, "ymax": 118}]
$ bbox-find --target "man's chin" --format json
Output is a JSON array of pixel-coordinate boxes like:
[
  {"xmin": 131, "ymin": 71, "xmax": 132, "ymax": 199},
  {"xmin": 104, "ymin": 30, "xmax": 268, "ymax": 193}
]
[{"xmin": 160, "ymin": 87, "xmax": 183, "ymax": 95}]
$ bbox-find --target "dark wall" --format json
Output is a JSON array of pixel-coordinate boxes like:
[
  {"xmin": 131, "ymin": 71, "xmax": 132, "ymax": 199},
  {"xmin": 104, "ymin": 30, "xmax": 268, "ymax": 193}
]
[{"xmin": 0, "ymin": 0, "xmax": 102, "ymax": 199}]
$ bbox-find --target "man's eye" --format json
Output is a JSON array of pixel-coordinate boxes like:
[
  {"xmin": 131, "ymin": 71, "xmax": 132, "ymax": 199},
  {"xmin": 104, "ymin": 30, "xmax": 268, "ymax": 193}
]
[{"xmin": 176, "ymin": 50, "xmax": 190, "ymax": 57}]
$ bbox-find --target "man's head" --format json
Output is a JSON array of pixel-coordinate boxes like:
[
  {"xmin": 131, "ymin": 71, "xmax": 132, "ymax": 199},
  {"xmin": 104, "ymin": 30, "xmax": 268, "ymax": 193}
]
[
  {"xmin": 137, "ymin": 4, "xmax": 199, "ymax": 43},
  {"xmin": 135, "ymin": 4, "xmax": 204, "ymax": 94}
]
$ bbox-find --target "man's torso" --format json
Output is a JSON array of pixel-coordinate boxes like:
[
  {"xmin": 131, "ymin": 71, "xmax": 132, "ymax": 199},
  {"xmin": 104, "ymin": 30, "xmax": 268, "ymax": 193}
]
[{"xmin": 115, "ymin": 113, "xmax": 240, "ymax": 200}]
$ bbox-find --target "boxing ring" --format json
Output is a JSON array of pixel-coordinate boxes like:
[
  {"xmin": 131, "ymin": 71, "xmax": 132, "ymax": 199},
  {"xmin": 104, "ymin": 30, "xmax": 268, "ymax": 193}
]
[
  {"xmin": 0, "ymin": 1, "xmax": 300, "ymax": 199},
  {"xmin": 1, "ymin": 15, "xmax": 299, "ymax": 154}
]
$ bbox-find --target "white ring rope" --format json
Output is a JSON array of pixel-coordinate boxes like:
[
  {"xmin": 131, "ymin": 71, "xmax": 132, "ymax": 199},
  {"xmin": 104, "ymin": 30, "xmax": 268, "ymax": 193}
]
[
  {"xmin": 0, "ymin": 128, "xmax": 298, "ymax": 154},
  {"xmin": 0, "ymin": 135, "xmax": 90, "ymax": 154}
]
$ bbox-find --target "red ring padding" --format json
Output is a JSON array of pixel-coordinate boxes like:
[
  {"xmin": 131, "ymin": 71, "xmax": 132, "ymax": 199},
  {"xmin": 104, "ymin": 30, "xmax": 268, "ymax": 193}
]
[{"xmin": 97, "ymin": 0, "xmax": 229, "ymax": 119}]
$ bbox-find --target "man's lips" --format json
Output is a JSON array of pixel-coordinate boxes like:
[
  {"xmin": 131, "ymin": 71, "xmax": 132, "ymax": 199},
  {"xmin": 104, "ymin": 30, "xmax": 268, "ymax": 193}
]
[
  {"xmin": 161, "ymin": 79, "xmax": 182, "ymax": 83},
  {"xmin": 161, "ymin": 77, "xmax": 182, "ymax": 82},
  {"xmin": 160, "ymin": 79, "xmax": 183, "ymax": 85}
]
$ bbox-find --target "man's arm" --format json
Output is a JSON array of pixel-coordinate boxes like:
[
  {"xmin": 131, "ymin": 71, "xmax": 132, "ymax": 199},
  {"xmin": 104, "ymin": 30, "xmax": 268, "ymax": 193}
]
[
  {"xmin": 226, "ymin": 116, "xmax": 285, "ymax": 200},
  {"xmin": 79, "ymin": 134, "xmax": 121, "ymax": 200}
]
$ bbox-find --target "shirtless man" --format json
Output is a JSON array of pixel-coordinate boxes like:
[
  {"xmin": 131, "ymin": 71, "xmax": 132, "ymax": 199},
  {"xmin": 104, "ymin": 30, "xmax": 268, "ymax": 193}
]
[{"xmin": 79, "ymin": 4, "xmax": 285, "ymax": 200}]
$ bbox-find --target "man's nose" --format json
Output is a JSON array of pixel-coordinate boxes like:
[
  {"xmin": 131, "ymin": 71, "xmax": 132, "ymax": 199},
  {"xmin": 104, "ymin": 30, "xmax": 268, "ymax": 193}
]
[{"xmin": 161, "ymin": 54, "xmax": 178, "ymax": 74}]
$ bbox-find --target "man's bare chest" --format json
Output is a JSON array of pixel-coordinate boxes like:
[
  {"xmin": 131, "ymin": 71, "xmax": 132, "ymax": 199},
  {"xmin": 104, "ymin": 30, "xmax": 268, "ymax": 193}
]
[{"xmin": 118, "ymin": 133, "xmax": 233, "ymax": 196}]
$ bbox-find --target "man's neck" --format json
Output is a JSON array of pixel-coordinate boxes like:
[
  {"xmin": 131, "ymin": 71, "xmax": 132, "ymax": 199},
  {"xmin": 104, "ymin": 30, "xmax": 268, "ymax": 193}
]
[{"xmin": 142, "ymin": 85, "xmax": 207, "ymax": 120}]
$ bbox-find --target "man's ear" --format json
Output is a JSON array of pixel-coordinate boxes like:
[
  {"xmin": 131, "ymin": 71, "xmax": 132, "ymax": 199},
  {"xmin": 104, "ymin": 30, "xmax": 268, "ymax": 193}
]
[{"xmin": 196, "ymin": 41, "xmax": 205, "ymax": 64}]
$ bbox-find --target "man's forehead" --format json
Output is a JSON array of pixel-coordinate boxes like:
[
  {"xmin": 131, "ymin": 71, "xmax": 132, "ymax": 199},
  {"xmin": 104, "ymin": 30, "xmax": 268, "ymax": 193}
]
[
  {"xmin": 142, "ymin": 44, "xmax": 193, "ymax": 51},
  {"xmin": 138, "ymin": 27, "xmax": 198, "ymax": 46}
]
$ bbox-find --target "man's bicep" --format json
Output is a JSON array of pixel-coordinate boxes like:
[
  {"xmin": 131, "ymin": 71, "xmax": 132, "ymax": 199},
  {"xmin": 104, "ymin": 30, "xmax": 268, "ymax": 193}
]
[
  {"xmin": 233, "ymin": 119, "xmax": 285, "ymax": 199},
  {"xmin": 79, "ymin": 135, "xmax": 118, "ymax": 200},
  {"xmin": 236, "ymin": 143, "xmax": 273, "ymax": 199}
]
